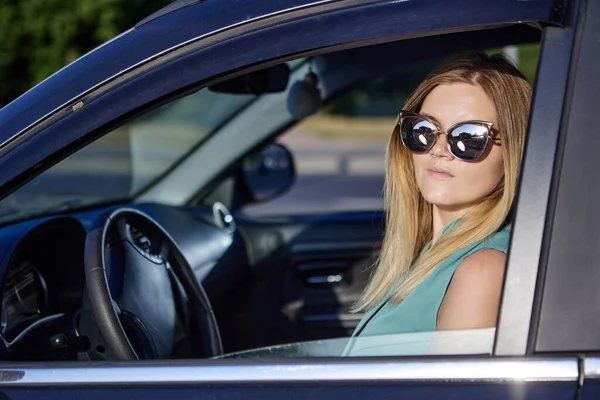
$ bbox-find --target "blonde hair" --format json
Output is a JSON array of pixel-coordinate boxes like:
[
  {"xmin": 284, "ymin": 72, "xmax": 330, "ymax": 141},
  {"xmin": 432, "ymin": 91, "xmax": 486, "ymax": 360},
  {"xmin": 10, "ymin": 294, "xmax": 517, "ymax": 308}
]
[{"xmin": 354, "ymin": 53, "xmax": 532, "ymax": 311}]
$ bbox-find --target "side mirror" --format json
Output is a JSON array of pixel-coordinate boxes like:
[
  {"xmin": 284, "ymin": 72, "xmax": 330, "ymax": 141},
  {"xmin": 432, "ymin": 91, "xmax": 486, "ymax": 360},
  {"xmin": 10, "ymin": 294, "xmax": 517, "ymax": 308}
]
[{"xmin": 241, "ymin": 143, "xmax": 295, "ymax": 203}]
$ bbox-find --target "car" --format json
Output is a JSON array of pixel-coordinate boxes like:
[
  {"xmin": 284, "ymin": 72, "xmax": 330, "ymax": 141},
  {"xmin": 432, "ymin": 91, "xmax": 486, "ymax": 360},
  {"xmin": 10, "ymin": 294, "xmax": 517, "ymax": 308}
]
[{"xmin": 0, "ymin": 0, "xmax": 597, "ymax": 398}]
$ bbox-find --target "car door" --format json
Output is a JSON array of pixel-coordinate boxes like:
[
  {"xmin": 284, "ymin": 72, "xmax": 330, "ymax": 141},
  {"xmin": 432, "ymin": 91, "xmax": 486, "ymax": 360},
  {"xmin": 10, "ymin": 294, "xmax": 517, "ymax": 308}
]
[{"xmin": 0, "ymin": 0, "xmax": 589, "ymax": 398}]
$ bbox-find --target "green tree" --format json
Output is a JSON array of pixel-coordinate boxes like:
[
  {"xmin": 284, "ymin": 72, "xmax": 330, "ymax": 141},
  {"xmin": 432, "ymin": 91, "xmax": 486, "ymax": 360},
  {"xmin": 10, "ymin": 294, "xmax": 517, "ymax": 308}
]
[{"xmin": 0, "ymin": 0, "xmax": 172, "ymax": 107}]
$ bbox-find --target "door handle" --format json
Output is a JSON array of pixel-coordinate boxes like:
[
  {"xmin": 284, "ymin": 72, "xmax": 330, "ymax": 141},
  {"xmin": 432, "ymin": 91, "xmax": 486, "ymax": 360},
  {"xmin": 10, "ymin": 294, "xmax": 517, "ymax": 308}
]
[
  {"xmin": 296, "ymin": 261, "xmax": 349, "ymax": 286},
  {"xmin": 305, "ymin": 273, "xmax": 345, "ymax": 285}
]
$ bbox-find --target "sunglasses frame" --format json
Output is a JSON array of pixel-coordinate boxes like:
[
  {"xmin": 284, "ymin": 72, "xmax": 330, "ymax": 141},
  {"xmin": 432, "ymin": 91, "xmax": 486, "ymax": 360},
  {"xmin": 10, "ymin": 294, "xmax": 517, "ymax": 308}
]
[{"xmin": 398, "ymin": 110, "xmax": 500, "ymax": 161}]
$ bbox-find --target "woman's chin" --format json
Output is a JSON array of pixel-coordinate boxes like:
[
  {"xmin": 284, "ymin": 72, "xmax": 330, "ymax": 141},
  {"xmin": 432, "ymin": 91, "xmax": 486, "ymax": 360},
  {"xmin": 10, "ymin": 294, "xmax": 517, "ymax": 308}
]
[
  {"xmin": 422, "ymin": 191, "xmax": 453, "ymax": 206},
  {"xmin": 422, "ymin": 193, "xmax": 469, "ymax": 212}
]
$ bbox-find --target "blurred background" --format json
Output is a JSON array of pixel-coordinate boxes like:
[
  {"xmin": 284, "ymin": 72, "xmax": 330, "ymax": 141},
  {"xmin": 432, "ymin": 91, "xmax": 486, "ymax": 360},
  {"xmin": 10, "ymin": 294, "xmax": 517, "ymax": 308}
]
[
  {"xmin": 0, "ymin": 1, "xmax": 540, "ymax": 216},
  {"xmin": 0, "ymin": 0, "xmax": 172, "ymax": 108}
]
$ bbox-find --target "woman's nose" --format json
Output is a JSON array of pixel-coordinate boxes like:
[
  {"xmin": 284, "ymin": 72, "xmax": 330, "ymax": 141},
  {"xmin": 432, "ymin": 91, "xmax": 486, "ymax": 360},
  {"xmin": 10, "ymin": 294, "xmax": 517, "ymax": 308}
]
[{"xmin": 430, "ymin": 133, "xmax": 454, "ymax": 160}]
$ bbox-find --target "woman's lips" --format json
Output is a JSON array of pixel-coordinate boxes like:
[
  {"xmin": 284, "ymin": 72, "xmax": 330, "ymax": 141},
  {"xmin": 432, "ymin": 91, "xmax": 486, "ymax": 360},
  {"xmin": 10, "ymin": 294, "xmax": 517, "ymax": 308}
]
[{"xmin": 426, "ymin": 167, "xmax": 454, "ymax": 179}]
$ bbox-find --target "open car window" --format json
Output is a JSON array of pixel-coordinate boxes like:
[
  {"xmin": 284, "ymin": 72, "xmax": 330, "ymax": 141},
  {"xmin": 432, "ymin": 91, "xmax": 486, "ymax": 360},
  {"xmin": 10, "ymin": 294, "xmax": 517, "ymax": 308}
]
[{"xmin": 0, "ymin": 27, "xmax": 541, "ymax": 363}]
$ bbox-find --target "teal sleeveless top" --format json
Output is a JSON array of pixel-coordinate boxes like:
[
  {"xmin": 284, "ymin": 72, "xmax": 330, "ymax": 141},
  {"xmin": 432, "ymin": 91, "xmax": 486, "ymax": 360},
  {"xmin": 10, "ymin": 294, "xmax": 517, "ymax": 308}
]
[{"xmin": 351, "ymin": 222, "xmax": 511, "ymax": 339}]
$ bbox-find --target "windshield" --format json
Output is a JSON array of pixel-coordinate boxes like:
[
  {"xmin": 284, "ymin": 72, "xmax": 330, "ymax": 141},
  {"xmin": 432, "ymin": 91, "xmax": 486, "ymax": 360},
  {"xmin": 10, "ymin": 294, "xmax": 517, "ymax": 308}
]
[{"xmin": 0, "ymin": 88, "xmax": 258, "ymax": 224}]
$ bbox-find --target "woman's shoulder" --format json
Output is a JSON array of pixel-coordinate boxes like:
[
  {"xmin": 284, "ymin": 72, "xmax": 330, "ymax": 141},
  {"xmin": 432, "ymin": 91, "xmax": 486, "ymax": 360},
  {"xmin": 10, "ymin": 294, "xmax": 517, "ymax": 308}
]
[
  {"xmin": 480, "ymin": 222, "xmax": 512, "ymax": 254},
  {"xmin": 455, "ymin": 222, "xmax": 512, "ymax": 273},
  {"xmin": 437, "ymin": 232, "xmax": 509, "ymax": 330},
  {"xmin": 446, "ymin": 223, "xmax": 511, "ymax": 285},
  {"xmin": 443, "ymin": 222, "xmax": 512, "ymax": 265}
]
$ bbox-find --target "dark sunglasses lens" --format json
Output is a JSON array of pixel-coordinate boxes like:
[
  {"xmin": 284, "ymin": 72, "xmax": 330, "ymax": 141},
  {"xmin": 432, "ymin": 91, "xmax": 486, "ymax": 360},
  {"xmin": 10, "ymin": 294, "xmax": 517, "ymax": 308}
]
[
  {"xmin": 447, "ymin": 123, "xmax": 490, "ymax": 160},
  {"xmin": 400, "ymin": 116, "xmax": 437, "ymax": 153}
]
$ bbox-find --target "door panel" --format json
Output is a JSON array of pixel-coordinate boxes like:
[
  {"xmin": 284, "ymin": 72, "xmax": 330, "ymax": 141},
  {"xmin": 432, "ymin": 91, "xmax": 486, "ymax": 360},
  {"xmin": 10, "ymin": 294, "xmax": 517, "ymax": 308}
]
[
  {"xmin": 228, "ymin": 212, "xmax": 382, "ymax": 352},
  {"xmin": 1, "ymin": 382, "xmax": 576, "ymax": 400},
  {"xmin": 290, "ymin": 238, "xmax": 378, "ymax": 338}
]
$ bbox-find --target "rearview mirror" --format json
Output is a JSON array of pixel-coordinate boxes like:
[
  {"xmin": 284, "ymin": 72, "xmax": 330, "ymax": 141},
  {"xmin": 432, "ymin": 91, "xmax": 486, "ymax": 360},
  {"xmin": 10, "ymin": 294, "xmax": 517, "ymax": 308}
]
[
  {"xmin": 209, "ymin": 64, "xmax": 290, "ymax": 95},
  {"xmin": 241, "ymin": 143, "xmax": 295, "ymax": 203}
]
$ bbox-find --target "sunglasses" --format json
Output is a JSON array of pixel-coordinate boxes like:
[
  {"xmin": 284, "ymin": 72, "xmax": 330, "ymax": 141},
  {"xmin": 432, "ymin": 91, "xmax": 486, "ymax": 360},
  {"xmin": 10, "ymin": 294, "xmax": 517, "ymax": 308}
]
[{"xmin": 398, "ymin": 111, "xmax": 499, "ymax": 161}]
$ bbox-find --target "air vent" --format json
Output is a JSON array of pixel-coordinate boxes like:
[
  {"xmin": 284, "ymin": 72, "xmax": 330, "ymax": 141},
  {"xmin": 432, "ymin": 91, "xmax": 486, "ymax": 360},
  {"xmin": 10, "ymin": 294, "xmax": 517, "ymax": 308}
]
[{"xmin": 212, "ymin": 202, "xmax": 236, "ymax": 233}]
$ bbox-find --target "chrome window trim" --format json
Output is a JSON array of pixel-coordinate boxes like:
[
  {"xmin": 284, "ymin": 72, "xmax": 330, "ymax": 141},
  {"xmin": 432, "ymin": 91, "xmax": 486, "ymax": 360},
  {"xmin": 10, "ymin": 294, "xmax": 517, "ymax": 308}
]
[
  {"xmin": 584, "ymin": 357, "xmax": 600, "ymax": 379},
  {"xmin": 0, "ymin": 359, "xmax": 578, "ymax": 386}
]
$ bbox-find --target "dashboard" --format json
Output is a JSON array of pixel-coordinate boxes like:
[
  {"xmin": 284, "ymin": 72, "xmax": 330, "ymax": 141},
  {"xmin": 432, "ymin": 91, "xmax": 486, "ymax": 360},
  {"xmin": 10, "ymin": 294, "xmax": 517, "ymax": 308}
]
[
  {"xmin": 0, "ymin": 202, "xmax": 247, "ymax": 361},
  {"xmin": 2, "ymin": 261, "xmax": 49, "ymax": 334}
]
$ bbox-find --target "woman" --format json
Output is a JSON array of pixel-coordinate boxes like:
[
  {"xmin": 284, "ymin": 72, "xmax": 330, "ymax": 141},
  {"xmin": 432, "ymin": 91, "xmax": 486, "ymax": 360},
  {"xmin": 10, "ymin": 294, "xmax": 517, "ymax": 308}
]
[{"xmin": 350, "ymin": 53, "xmax": 532, "ymax": 340}]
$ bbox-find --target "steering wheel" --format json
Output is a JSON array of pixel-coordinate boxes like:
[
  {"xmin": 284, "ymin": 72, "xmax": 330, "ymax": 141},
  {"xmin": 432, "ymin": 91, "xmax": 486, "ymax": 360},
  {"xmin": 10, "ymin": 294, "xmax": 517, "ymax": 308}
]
[{"xmin": 81, "ymin": 208, "xmax": 222, "ymax": 360}]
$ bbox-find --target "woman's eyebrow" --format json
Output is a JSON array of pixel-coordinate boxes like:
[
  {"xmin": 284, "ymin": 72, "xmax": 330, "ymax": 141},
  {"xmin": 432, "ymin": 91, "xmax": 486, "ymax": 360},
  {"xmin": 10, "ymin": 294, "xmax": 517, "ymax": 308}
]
[{"xmin": 420, "ymin": 112, "xmax": 442, "ymax": 125}]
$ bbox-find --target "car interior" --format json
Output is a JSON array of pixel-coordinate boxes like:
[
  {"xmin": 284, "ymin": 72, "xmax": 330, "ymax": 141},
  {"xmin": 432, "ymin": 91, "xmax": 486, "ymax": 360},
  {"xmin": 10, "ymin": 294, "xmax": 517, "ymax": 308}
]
[{"xmin": 0, "ymin": 23, "xmax": 541, "ymax": 361}]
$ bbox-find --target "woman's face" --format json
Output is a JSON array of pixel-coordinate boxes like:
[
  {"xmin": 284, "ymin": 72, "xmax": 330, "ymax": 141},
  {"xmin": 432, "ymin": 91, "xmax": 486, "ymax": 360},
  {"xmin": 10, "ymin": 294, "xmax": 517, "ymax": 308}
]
[{"xmin": 411, "ymin": 82, "xmax": 504, "ymax": 212}]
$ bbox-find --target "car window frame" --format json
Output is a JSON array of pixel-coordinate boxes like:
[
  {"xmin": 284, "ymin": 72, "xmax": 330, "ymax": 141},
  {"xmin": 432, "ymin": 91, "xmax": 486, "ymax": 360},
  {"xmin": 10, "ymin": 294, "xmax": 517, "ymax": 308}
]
[
  {"xmin": 0, "ymin": 0, "xmax": 583, "ymax": 389},
  {"xmin": 530, "ymin": 0, "xmax": 600, "ymax": 354},
  {"xmin": 494, "ymin": 0, "xmax": 582, "ymax": 355}
]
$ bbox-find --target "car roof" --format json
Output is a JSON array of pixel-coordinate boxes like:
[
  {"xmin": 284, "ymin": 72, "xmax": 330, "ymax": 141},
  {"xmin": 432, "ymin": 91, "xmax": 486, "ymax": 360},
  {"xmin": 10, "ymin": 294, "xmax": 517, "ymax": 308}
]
[{"xmin": 0, "ymin": 0, "xmax": 338, "ymax": 142}]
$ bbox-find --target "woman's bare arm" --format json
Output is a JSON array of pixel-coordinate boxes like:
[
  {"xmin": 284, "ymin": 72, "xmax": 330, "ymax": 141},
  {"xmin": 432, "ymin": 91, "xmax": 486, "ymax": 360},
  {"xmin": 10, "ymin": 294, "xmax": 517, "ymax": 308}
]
[{"xmin": 436, "ymin": 248, "xmax": 507, "ymax": 330}]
